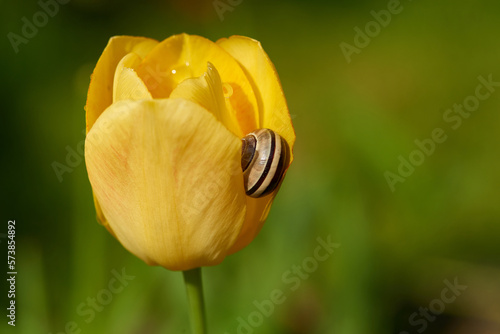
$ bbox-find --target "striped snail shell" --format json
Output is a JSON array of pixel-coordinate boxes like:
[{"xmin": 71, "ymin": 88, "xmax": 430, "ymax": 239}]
[{"xmin": 241, "ymin": 128, "xmax": 290, "ymax": 198}]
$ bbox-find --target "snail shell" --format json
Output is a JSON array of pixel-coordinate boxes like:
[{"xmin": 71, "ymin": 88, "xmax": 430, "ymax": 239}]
[{"xmin": 241, "ymin": 129, "xmax": 290, "ymax": 198}]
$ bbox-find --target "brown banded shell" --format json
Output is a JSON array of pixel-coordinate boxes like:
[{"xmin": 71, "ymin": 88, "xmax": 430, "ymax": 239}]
[{"xmin": 241, "ymin": 129, "xmax": 290, "ymax": 198}]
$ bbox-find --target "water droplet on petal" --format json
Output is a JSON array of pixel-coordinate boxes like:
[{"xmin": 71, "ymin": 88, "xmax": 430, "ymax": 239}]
[
  {"xmin": 222, "ymin": 83, "xmax": 233, "ymax": 98},
  {"xmin": 166, "ymin": 66, "xmax": 193, "ymax": 84}
]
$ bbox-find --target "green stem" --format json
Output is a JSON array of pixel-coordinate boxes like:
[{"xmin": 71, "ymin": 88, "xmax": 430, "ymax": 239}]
[{"xmin": 183, "ymin": 267, "xmax": 207, "ymax": 334}]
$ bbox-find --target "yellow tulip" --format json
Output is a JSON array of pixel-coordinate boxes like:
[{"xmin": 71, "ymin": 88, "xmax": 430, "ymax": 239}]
[{"xmin": 85, "ymin": 33, "xmax": 295, "ymax": 271}]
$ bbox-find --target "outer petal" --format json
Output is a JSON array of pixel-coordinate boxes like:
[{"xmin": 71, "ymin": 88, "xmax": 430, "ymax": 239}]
[
  {"xmin": 218, "ymin": 36, "xmax": 296, "ymax": 253},
  {"xmin": 135, "ymin": 33, "xmax": 259, "ymax": 137},
  {"xmin": 92, "ymin": 193, "xmax": 116, "ymax": 238},
  {"xmin": 228, "ymin": 196, "xmax": 275, "ymax": 254},
  {"xmin": 85, "ymin": 98, "xmax": 247, "ymax": 271},
  {"xmin": 85, "ymin": 36, "xmax": 158, "ymax": 133},
  {"xmin": 217, "ymin": 36, "xmax": 296, "ymax": 155},
  {"xmin": 85, "ymin": 36, "xmax": 158, "ymax": 235}
]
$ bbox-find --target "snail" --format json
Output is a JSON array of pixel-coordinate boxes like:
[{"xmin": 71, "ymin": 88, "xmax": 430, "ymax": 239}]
[{"xmin": 241, "ymin": 129, "xmax": 290, "ymax": 198}]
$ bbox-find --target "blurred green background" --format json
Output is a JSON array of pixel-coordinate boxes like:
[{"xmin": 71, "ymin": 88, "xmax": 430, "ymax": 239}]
[{"xmin": 2, "ymin": 0, "xmax": 500, "ymax": 333}]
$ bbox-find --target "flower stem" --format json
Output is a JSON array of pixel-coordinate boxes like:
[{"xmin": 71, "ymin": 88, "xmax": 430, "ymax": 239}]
[{"xmin": 183, "ymin": 267, "xmax": 207, "ymax": 334}]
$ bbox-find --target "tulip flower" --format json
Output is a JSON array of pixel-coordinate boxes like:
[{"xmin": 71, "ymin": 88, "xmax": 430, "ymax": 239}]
[{"xmin": 84, "ymin": 33, "xmax": 295, "ymax": 332}]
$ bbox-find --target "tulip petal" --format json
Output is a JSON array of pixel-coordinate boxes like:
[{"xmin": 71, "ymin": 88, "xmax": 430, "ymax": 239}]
[
  {"xmin": 92, "ymin": 193, "xmax": 116, "ymax": 238},
  {"xmin": 228, "ymin": 195, "xmax": 275, "ymax": 254},
  {"xmin": 170, "ymin": 62, "xmax": 240, "ymax": 136},
  {"xmin": 217, "ymin": 36, "xmax": 296, "ymax": 253},
  {"xmin": 85, "ymin": 98, "xmax": 247, "ymax": 271},
  {"xmin": 112, "ymin": 53, "xmax": 152, "ymax": 102},
  {"xmin": 114, "ymin": 67, "xmax": 152, "ymax": 102},
  {"xmin": 217, "ymin": 36, "xmax": 296, "ymax": 155},
  {"xmin": 135, "ymin": 33, "xmax": 259, "ymax": 136},
  {"xmin": 170, "ymin": 76, "xmax": 214, "ymax": 114},
  {"xmin": 86, "ymin": 36, "xmax": 158, "ymax": 133}
]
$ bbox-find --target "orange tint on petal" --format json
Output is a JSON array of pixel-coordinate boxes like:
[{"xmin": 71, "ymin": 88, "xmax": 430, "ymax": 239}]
[{"xmin": 85, "ymin": 98, "xmax": 247, "ymax": 271}]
